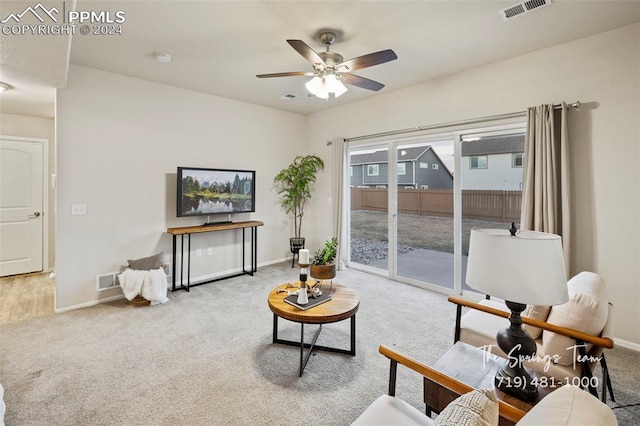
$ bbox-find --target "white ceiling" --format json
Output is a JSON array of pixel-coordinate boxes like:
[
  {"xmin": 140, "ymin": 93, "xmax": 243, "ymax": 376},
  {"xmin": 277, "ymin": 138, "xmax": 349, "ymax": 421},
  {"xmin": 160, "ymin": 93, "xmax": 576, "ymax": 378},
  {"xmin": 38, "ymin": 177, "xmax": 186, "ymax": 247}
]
[{"xmin": 1, "ymin": 0, "xmax": 640, "ymax": 117}]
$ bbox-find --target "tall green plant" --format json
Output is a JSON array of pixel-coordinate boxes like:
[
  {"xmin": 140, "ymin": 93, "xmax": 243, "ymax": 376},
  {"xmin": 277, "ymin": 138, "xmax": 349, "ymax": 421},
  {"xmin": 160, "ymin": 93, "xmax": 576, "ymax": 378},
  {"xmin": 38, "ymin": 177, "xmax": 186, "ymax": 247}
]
[{"xmin": 273, "ymin": 155, "xmax": 324, "ymax": 238}]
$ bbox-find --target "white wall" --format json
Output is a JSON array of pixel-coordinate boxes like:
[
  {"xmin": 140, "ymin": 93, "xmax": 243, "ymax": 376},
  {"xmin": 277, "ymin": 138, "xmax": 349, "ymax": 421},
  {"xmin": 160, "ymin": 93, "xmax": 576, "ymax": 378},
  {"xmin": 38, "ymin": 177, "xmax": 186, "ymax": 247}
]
[
  {"xmin": 0, "ymin": 113, "xmax": 56, "ymax": 269},
  {"xmin": 56, "ymin": 65, "xmax": 306, "ymax": 310},
  {"xmin": 306, "ymin": 24, "xmax": 640, "ymax": 345}
]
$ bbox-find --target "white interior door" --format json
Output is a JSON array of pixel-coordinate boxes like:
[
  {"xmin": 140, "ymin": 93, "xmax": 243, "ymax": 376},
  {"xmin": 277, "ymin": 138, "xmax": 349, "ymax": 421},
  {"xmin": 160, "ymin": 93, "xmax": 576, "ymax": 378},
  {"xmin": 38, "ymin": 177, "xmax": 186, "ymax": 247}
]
[{"xmin": 0, "ymin": 137, "xmax": 44, "ymax": 276}]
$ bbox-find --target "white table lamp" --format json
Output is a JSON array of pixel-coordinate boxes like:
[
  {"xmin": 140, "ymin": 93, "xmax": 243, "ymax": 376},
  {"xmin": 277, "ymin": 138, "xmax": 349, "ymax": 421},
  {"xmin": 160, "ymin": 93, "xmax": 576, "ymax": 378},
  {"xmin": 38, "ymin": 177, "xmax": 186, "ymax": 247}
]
[{"xmin": 465, "ymin": 225, "xmax": 569, "ymax": 401}]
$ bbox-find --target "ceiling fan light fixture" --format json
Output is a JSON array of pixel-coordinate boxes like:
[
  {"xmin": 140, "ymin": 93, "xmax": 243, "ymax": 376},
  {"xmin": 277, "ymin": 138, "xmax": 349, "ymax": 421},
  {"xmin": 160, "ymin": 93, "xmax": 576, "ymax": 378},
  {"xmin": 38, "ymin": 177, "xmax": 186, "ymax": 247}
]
[
  {"xmin": 305, "ymin": 76, "xmax": 329, "ymax": 99},
  {"xmin": 260, "ymin": 31, "xmax": 396, "ymax": 98},
  {"xmin": 306, "ymin": 73, "xmax": 348, "ymax": 99},
  {"xmin": 315, "ymin": 81, "xmax": 330, "ymax": 99},
  {"xmin": 324, "ymin": 74, "xmax": 348, "ymax": 97}
]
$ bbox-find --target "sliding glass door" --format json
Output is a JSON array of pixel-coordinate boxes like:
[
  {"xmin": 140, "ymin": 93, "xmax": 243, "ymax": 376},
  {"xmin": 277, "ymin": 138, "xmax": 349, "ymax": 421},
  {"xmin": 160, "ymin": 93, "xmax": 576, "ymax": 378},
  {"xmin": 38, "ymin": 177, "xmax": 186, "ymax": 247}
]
[
  {"xmin": 347, "ymin": 137, "xmax": 456, "ymax": 291},
  {"xmin": 459, "ymin": 130, "xmax": 526, "ymax": 291},
  {"xmin": 395, "ymin": 139, "xmax": 455, "ymax": 290},
  {"xmin": 346, "ymin": 122, "xmax": 526, "ymax": 296},
  {"xmin": 348, "ymin": 145, "xmax": 389, "ymax": 275}
]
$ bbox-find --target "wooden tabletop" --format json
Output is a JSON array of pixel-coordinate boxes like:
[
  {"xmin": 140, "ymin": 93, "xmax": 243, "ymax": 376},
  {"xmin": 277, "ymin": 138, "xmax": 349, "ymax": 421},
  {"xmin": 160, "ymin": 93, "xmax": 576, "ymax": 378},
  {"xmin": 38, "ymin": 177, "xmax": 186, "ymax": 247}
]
[
  {"xmin": 167, "ymin": 220, "xmax": 264, "ymax": 235},
  {"xmin": 267, "ymin": 282, "xmax": 359, "ymax": 324}
]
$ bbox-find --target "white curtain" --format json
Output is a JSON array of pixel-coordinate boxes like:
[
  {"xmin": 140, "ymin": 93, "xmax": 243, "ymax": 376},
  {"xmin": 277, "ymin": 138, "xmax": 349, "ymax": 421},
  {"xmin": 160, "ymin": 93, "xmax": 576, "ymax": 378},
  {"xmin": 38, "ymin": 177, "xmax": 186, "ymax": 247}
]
[
  {"xmin": 521, "ymin": 103, "xmax": 571, "ymax": 273},
  {"xmin": 331, "ymin": 138, "xmax": 347, "ymax": 270}
]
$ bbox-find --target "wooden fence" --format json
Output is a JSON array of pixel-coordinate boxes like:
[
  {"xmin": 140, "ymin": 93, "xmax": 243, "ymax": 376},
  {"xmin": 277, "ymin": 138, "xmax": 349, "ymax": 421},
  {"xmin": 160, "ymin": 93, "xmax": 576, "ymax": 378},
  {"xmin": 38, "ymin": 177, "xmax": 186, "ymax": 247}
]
[{"xmin": 350, "ymin": 188, "xmax": 522, "ymax": 223}]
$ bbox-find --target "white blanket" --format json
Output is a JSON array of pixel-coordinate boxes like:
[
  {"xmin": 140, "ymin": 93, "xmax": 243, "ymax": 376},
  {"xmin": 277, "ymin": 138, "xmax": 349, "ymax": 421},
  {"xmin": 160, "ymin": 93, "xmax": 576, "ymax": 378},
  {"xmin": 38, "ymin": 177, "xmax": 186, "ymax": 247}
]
[{"xmin": 118, "ymin": 268, "xmax": 169, "ymax": 305}]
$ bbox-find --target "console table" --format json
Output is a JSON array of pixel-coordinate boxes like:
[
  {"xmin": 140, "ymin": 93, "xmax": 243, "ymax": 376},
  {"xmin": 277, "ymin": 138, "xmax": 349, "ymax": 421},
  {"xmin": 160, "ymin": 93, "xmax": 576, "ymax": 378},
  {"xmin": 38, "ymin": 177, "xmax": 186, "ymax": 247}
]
[{"xmin": 166, "ymin": 220, "xmax": 264, "ymax": 292}]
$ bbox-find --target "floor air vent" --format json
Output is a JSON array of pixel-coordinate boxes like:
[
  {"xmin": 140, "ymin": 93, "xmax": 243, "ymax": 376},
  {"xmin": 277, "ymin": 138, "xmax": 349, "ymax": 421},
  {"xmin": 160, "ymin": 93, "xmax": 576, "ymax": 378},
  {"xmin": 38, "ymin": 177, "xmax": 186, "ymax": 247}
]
[
  {"xmin": 96, "ymin": 272, "xmax": 120, "ymax": 291},
  {"xmin": 500, "ymin": 0, "xmax": 551, "ymax": 20}
]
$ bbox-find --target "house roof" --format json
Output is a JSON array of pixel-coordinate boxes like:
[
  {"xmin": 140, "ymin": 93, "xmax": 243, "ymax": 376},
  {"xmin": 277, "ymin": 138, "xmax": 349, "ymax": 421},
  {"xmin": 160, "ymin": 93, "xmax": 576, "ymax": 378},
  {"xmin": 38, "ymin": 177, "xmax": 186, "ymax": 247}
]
[
  {"xmin": 461, "ymin": 135, "xmax": 525, "ymax": 156},
  {"xmin": 350, "ymin": 146, "xmax": 430, "ymax": 165}
]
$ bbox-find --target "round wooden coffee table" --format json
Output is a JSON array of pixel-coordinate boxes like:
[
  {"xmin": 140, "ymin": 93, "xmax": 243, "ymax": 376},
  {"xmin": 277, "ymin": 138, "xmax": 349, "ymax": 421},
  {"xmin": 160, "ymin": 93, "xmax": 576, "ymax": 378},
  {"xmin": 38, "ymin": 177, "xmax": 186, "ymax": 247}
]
[{"xmin": 267, "ymin": 282, "xmax": 359, "ymax": 376}]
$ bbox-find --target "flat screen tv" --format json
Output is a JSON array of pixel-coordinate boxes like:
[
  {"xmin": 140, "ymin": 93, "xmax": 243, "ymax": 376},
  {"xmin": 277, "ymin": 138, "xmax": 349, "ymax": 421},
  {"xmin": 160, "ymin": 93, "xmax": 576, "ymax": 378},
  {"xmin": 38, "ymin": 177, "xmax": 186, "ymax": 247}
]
[{"xmin": 177, "ymin": 167, "xmax": 255, "ymax": 218}]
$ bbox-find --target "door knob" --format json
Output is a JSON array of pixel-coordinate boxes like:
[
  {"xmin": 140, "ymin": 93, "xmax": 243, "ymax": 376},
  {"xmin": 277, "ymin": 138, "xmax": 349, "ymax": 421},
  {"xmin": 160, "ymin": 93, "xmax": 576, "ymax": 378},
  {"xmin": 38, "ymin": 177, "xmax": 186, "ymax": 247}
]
[{"xmin": 28, "ymin": 212, "xmax": 41, "ymax": 218}]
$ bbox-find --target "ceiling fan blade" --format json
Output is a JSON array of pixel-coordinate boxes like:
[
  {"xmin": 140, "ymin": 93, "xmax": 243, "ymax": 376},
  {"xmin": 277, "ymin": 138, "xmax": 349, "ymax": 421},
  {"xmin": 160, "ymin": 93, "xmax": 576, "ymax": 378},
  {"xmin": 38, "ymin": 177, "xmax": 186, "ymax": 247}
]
[
  {"xmin": 256, "ymin": 71, "xmax": 314, "ymax": 78},
  {"xmin": 341, "ymin": 73, "xmax": 385, "ymax": 91},
  {"xmin": 338, "ymin": 49, "xmax": 397, "ymax": 72},
  {"xmin": 287, "ymin": 39, "xmax": 326, "ymax": 67}
]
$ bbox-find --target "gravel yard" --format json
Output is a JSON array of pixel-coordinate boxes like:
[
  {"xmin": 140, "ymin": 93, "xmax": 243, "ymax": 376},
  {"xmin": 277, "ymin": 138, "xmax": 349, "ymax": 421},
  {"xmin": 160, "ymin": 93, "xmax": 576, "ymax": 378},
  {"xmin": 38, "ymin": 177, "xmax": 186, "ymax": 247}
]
[{"xmin": 350, "ymin": 210, "xmax": 511, "ymax": 265}]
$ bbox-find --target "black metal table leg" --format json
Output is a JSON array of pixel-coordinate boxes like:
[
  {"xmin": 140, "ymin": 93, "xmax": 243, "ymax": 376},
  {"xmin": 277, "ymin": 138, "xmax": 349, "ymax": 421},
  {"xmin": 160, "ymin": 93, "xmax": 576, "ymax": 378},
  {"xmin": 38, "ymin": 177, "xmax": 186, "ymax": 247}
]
[
  {"xmin": 350, "ymin": 314, "xmax": 356, "ymax": 355},
  {"xmin": 242, "ymin": 227, "xmax": 246, "ymax": 273},
  {"xmin": 186, "ymin": 234, "xmax": 191, "ymax": 292},
  {"xmin": 180, "ymin": 234, "xmax": 185, "ymax": 291},
  {"xmin": 172, "ymin": 234, "xmax": 177, "ymax": 292},
  {"xmin": 252, "ymin": 226, "xmax": 258, "ymax": 273},
  {"xmin": 271, "ymin": 313, "xmax": 357, "ymax": 376},
  {"xmin": 273, "ymin": 313, "xmax": 279, "ymax": 343}
]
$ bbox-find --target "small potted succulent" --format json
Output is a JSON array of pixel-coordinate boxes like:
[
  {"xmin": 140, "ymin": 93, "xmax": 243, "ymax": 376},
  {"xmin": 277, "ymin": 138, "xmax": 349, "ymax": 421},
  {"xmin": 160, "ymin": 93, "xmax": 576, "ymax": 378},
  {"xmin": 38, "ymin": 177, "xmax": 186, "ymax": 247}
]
[{"xmin": 310, "ymin": 237, "xmax": 339, "ymax": 280}]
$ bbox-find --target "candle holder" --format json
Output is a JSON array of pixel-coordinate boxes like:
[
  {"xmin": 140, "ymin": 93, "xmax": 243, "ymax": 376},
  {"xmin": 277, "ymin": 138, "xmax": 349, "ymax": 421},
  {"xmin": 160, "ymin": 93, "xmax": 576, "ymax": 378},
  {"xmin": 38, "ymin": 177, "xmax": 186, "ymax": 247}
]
[
  {"xmin": 297, "ymin": 264, "xmax": 309, "ymax": 305},
  {"xmin": 296, "ymin": 263, "xmax": 310, "ymax": 304}
]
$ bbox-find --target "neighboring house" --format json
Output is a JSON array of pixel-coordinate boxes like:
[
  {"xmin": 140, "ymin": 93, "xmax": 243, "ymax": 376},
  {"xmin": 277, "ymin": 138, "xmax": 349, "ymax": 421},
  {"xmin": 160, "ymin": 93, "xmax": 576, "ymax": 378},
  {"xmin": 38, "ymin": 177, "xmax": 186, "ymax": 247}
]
[
  {"xmin": 460, "ymin": 135, "xmax": 525, "ymax": 190},
  {"xmin": 350, "ymin": 146, "xmax": 453, "ymax": 189}
]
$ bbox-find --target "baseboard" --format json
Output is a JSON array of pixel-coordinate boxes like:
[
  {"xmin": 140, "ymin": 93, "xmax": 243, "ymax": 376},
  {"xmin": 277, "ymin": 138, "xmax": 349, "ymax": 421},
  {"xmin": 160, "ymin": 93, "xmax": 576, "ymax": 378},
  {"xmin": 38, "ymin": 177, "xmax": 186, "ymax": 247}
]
[
  {"xmin": 260, "ymin": 257, "xmax": 289, "ymax": 267},
  {"xmin": 614, "ymin": 337, "xmax": 640, "ymax": 352},
  {"xmin": 56, "ymin": 258, "xmax": 290, "ymax": 313},
  {"xmin": 171, "ymin": 257, "xmax": 288, "ymax": 286},
  {"xmin": 55, "ymin": 294, "xmax": 125, "ymax": 313}
]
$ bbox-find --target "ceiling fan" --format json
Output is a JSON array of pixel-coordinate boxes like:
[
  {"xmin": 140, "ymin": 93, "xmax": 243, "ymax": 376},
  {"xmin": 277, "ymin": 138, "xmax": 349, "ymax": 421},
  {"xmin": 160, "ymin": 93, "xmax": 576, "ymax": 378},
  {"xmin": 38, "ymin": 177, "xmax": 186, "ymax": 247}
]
[{"xmin": 256, "ymin": 31, "xmax": 397, "ymax": 99}]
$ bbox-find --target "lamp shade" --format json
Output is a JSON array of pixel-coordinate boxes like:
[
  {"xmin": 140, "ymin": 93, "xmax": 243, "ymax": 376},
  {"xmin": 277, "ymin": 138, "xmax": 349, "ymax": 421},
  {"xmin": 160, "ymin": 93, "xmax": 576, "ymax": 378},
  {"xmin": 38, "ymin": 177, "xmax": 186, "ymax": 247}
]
[{"xmin": 465, "ymin": 229, "xmax": 568, "ymax": 306}]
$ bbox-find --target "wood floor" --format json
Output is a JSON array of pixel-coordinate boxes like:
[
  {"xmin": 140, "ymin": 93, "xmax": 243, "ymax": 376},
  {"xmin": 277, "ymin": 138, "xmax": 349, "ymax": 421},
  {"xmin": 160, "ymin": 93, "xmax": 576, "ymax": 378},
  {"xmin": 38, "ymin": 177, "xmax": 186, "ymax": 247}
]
[{"xmin": 0, "ymin": 272, "xmax": 55, "ymax": 325}]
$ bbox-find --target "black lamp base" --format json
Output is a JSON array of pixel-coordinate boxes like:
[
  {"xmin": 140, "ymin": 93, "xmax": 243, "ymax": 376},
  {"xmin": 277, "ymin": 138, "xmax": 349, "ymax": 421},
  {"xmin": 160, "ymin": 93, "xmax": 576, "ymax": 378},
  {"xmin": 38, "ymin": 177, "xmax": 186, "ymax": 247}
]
[
  {"xmin": 495, "ymin": 300, "xmax": 539, "ymax": 402},
  {"xmin": 495, "ymin": 364, "xmax": 538, "ymax": 402}
]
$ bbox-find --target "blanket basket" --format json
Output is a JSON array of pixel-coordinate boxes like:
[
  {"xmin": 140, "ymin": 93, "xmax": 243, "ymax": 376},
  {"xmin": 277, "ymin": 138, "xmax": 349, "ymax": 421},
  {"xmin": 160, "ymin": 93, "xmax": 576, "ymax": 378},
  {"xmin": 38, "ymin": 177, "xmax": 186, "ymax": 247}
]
[{"xmin": 130, "ymin": 295, "xmax": 151, "ymax": 306}]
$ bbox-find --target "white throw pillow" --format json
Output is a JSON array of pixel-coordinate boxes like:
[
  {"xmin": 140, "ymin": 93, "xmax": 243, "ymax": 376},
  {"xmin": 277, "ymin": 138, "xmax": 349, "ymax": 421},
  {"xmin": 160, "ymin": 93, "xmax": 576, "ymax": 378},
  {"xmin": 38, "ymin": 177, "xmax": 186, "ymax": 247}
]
[
  {"xmin": 542, "ymin": 272, "xmax": 608, "ymax": 366},
  {"xmin": 522, "ymin": 304, "xmax": 551, "ymax": 339},
  {"xmin": 434, "ymin": 389, "xmax": 498, "ymax": 426},
  {"xmin": 517, "ymin": 385, "xmax": 617, "ymax": 425}
]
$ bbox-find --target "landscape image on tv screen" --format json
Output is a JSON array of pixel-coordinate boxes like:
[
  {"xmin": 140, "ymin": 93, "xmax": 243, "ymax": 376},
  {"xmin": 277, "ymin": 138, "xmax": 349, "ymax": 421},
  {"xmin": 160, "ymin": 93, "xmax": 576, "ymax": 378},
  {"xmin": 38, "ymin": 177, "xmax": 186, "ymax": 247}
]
[{"xmin": 177, "ymin": 167, "xmax": 255, "ymax": 217}]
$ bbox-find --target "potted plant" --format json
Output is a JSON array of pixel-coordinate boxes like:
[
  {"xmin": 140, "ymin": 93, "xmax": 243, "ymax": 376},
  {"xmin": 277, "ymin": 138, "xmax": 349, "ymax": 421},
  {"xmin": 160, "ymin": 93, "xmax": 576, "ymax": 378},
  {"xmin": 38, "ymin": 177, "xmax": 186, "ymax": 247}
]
[
  {"xmin": 310, "ymin": 237, "xmax": 339, "ymax": 280},
  {"xmin": 273, "ymin": 155, "xmax": 325, "ymax": 261}
]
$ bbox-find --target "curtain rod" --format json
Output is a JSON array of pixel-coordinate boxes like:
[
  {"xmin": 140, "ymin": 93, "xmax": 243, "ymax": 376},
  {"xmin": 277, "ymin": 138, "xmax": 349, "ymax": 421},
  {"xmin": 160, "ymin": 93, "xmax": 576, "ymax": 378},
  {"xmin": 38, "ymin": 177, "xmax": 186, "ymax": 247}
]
[{"xmin": 344, "ymin": 101, "xmax": 580, "ymax": 143}]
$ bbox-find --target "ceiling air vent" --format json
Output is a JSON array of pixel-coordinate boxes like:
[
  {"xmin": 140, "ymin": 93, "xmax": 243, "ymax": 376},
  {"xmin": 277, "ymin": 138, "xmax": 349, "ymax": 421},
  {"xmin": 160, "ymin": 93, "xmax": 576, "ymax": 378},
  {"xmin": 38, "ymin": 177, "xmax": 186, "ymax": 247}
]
[
  {"xmin": 280, "ymin": 93, "xmax": 297, "ymax": 100},
  {"xmin": 500, "ymin": 0, "xmax": 551, "ymax": 21}
]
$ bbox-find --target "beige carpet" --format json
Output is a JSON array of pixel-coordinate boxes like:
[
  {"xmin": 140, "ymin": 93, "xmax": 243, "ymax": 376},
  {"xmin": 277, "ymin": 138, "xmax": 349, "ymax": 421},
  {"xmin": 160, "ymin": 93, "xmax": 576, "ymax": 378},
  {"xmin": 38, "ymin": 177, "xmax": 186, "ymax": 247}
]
[{"xmin": 0, "ymin": 262, "xmax": 638, "ymax": 425}]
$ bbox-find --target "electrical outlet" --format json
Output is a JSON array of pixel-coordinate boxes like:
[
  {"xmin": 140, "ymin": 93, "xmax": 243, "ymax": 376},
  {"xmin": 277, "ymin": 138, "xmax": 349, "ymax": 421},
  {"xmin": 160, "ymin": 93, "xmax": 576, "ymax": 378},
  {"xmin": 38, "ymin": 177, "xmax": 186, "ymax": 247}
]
[
  {"xmin": 71, "ymin": 203, "xmax": 87, "ymax": 215},
  {"xmin": 195, "ymin": 249, "xmax": 203, "ymax": 258},
  {"xmin": 206, "ymin": 247, "xmax": 213, "ymax": 256}
]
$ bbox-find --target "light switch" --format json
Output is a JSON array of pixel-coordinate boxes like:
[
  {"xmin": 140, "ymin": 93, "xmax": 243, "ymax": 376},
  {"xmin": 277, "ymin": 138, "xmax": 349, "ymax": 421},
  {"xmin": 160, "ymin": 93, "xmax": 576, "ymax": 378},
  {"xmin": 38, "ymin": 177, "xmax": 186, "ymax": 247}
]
[{"xmin": 71, "ymin": 203, "xmax": 87, "ymax": 215}]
